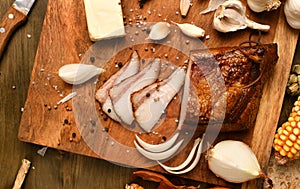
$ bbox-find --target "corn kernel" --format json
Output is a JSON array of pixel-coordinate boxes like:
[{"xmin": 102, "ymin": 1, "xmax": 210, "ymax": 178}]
[
  {"xmin": 280, "ymin": 149, "xmax": 287, "ymax": 156},
  {"xmin": 276, "ymin": 139, "xmax": 283, "ymax": 146},
  {"xmin": 288, "ymin": 117, "xmax": 295, "ymax": 122},
  {"xmin": 280, "ymin": 135, "xmax": 287, "ymax": 141},
  {"xmin": 295, "ymin": 116, "xmax": 300, "ymax": 122},
  {"xmin": 294, "ymin": 143, "xmax": 300, "ymax": 150},
  {"xmin": 291, "ymin": 147, "xmax": 298, "ymax": 154},
  {"xmin": 289, "ymin": 134, "xmax": 297, "ymax": 142},
  {"xmin": 274, "ymin": 145, "xmax": 282, "ymax": 151},
  {"xmin": 283, "ymin": 130, "xmax": 289, "ymax": 136},
  {"xmin": 297, "ymin": 139, "xmax": 300, "ymax": 145},
  {"xmin": 291, "ymin": 121, "xmax": 297, "ymax": 127},
  {"xmin": 286, "ymin": 126, "xmax": 293, "ymax": 132},
  {"xmin": 286, "ymin": 140, "xmax": 293, "ymax": 147},
  {"xmin": 287, "ymin": 152, "xmax": 294, "ymax": 158},
  {"xmin": 278, "ymin": 128, "xmax": 283, "ymax": 135},
  {"xmin": 293, "ymin": 128, "xmax": 300, "ymax": 135},
  {"xmin": 283, "ymin": 145, "xmax": 290, "ymax": 152}
]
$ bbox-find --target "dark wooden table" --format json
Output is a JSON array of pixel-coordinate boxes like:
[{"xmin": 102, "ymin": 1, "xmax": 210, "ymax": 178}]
[{"xmin": 0, "ymin": 0, "xmax": 299, "ymax": 188}]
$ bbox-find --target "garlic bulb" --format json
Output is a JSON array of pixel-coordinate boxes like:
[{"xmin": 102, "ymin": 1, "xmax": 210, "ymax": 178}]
[
  {"xmin": 284, "ymin": 0, "xmax": 300, "ymax": 29},
  {"xmin": 171, "ymin": 21, "xmax": 205, "ymax": 38},
  {"xmin": 58, "ymin": 64, "xmax": 105, "ymax": 85},
  {"xmin": 213, "ymin": 0, "xmax": 270, "ymax": 33},
  {"xmin": 247, "ymin": 0, "xmax": 281, "ymax": 13},
  {"xmin": 208, "ymin": 140, "xmax": 272, "ymax": 186},
  {"xmin": 146, "ymin": 22, "xmax": 170, "ymax": 41}
]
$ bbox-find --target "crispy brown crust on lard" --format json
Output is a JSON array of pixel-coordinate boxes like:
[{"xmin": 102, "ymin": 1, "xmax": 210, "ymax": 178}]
[{"xmin": 187, "ymin": 43, "xmax": 278, "ymax": 132}]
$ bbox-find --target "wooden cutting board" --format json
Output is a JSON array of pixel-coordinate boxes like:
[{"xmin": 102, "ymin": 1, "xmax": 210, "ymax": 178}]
[{"xmin": 18, "ymin": 0, "xmax": 299, "ymax": 188}]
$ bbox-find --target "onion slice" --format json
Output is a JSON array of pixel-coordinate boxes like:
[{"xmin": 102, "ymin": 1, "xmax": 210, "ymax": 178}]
[
  {"xmin": 157, "ymin": 134, "xmax": 205, "ymax": 174},
  {"xmin": 134, "ymin": 139, "xmax": 184, "ymax": 161},
  {"xmin": 135, "ymin": 132, "xmax": 180, "ymax": 153},
  {"xmin": 157, "ymin": 137, "xmax": 200, "ymax": 171},
  {"xmin": 177, "ymin": 59, "xmax": 192, "ymax": 130}
]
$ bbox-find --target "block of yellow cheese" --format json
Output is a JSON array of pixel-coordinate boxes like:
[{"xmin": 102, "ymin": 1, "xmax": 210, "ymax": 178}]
[{"xmin": 83, "ymin": 0, "xmax": 125, "ymax": 41}]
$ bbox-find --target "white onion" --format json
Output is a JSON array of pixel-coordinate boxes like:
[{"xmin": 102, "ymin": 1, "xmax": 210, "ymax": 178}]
[{"xmin": 135, "ymin": 132, "xmax": 179, "ymax": 153}]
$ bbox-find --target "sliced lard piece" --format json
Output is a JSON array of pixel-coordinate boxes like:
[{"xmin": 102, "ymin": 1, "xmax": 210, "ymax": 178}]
[
  {"xmin": 110, "ymin": 58, "xmax": 161, "ymax": 126},
  {"xmin": 132, "ymin": 67, "xmax": 186, "ymax": 132},
  {"xmin": 95, "ymin": 51, "xmax": 140, "ymax": 121}
]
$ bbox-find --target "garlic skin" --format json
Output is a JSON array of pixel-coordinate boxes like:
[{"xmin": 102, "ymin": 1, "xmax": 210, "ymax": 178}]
[
  {"xmin": 247, "ymin": 0, "xmax": 281, "ymax": 13},
  {"xmin": 213, "ymin": 0, "xmax": 270, "ymax": 33},
  {"xmin": 147, "ymin": 22, "xmax": 170, "ymax": 41},
  {"xmin": 58, "ymin": 64, "xmax": 105, "ymax": 85},
  {"xmin": 171, "ymin": 21, "xmax": 205, "ymax": 38},
  {"xmin": 200, "ymin": 0, "xmax": 227, "ymax": 14},
  {"xmin": 208, "ymin": 140, "xmax": 271, "ymax": 184},
  {"xmin": 284, "ymin": 0, "xmax": 300, "ymax": 29}
]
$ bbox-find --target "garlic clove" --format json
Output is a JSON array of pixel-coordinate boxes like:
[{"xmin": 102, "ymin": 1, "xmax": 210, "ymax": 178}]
[
  {"xmin": 245, "ymin": 18, "xmax": 270, "ymax": 32},
  {"xmin": 284, "ymin": 0, "xmax": 300, "ymax": 29},
  {"xmin": 135, "ymin": 132, "xmax": 180, "ymax": 153},
  {"xmin": 200, "ymin": 0, "xmax": 227, "ymax": 14},
  {"xmin": 58, "ymin": 64, "xmax": 105, "ymax": 85},
  {"xmin": 180, "ymin": 0, "xmax": 191, "ymax": 17},
  {"xmin": 171, "ymin": 21, "xmax": 205, "ymax": 38},
  {"xmin": 247, "ymin": 0, "xmax": 281, "ymax": 13},
  {"xmin": 134, "ymin": 139, "xmax": 184, "ymax": 161},
  {"xmin": 213, "ymin": 0, "xmax": 270, "ymax": 33},
  {"xmin": 147, "ymin": 22, "xmax": 170, "ymax": 41},
  {"xmin": 208, "ymin": 140, "xmax": 272, "ymax": 186}
]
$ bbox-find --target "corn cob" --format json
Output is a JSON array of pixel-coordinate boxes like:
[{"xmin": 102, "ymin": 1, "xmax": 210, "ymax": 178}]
[{"xmin": 273, "ymin": 96, "xmax": 300, "ymax": 162}]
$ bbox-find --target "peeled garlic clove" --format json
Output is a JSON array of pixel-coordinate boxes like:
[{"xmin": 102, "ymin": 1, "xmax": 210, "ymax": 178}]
[
  {"xmin": 200, "ymin": 0, "xmax": 227, "ymax": 14},
  {"xmin": 147, "ymin": 22, "xmax": 170, "ymax": 41},
  {"xmin": 180, "ymin": 0, "xmax": 191, "ymax": 17},
  {"xmin": 171, "ymin": 21, "xmax": 205, "ymax": 38},
  {"xmin": 284, "ymin": 0, "xmax": 300, "ymax": 29},
  {"xmin": 59, "ymin": 64, "xmax": 105, "ymax": 85},
  {"xmin": 134, "ymin": 139, "xmax": 184, "ymax": 161},
  {"xmin": 135, "ymin": 132, "xmax": 180, "ymax": 153},
  {"xmin": 247, "ymin": 0, "xmax": 281, "ymax": 13},
  {"xmin": 208, "ymin": 140, "xmax": 272, "ymax": 185}
]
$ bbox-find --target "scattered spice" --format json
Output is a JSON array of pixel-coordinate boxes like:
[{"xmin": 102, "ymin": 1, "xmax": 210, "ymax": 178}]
[
  {"xmin": 103, "ymin": 116, "xmax": 108, "ymax": 121},
  {"xmin": 64, "ymin": 119, "xmax": 69, "ymax": 125},
  {"xmin": 90, "ymin": 57, "xmax": 95, "ymax": 63}
]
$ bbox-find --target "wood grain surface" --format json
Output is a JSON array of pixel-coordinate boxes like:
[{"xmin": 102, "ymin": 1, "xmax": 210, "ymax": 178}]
[
  {"xmin": 0, "ymin": 0, "xmax": 299, "ymax": 188},
  {"xmin": 18, "ymin": 0, "xmax": 299, "ymax": 187}
]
